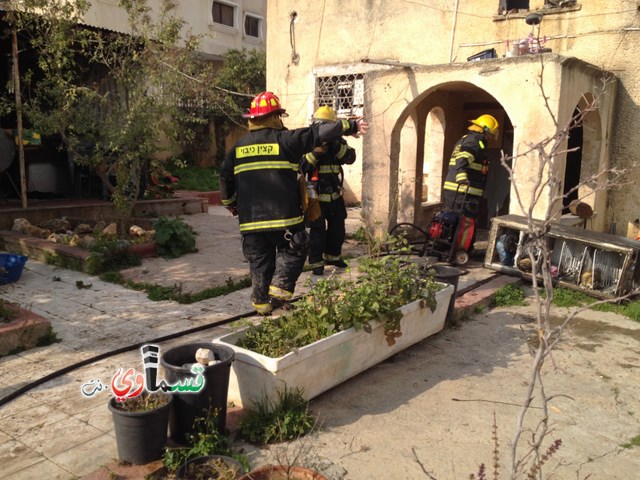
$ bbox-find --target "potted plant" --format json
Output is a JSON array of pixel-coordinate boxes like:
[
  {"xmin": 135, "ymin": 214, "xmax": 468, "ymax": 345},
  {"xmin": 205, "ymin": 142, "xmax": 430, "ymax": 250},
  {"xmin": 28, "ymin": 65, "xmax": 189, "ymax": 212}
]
[
  {"xmin": 176, "ymin": 454, "xmax": 244, "ymax": 480},
  {"xmin": 108, "ymin": 391, "xmax": 172, "ymax": 465},
  {"xmin": 213, "ymin": 252, "xmax": 454, "ymax": 409}
]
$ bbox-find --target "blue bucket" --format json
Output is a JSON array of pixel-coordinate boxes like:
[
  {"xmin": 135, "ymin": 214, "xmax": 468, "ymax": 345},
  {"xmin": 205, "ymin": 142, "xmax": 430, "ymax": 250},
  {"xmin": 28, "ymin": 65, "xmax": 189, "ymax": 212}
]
[{"xmin": 0, "ymin": 254, "xmax": 28, "ymax": 285}]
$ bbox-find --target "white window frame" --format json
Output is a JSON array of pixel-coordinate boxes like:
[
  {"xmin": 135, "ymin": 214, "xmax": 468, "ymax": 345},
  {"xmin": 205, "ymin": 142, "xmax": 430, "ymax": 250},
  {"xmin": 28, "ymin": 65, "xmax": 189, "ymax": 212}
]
[
  {"xmin": 210, "ymin": 0, "xmax": 239, "ymax": 32},
  {"xmin": 243, "ymin": 12, "xmax": 263, "ymax": 40}
]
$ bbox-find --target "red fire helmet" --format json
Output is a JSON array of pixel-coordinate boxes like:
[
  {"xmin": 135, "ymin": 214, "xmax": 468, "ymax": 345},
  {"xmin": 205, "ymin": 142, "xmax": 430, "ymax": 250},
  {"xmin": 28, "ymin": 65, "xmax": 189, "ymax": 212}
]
[{"xmin": 243, "ymin": 91, "xmax": 288, "ymax": 119}]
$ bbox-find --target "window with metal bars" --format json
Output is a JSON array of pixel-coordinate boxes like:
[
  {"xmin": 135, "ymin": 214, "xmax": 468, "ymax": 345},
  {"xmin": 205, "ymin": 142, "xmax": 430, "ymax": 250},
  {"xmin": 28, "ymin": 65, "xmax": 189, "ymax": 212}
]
[{"xmin": 315, "ymin": 74, "xmax": 365, "ymax": 118}]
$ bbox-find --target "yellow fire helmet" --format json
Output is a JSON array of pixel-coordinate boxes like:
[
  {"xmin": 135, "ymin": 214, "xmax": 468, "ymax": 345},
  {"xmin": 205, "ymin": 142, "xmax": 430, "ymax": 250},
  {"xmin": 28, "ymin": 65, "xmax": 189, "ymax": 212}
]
[
  {"xmin": 469, "ymin": 114, "xmax": 499, "ymax": 135},
  {"xmin": 312, "ymin": 105, "xmax": 337, "ymax": 123}
]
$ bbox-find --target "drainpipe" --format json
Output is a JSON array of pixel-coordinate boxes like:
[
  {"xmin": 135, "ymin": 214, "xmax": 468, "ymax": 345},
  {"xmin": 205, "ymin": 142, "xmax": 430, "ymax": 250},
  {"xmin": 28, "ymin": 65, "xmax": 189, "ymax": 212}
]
[{"xmin": 449, "ymin": 0, "xmax": 460, "ymax": 63}]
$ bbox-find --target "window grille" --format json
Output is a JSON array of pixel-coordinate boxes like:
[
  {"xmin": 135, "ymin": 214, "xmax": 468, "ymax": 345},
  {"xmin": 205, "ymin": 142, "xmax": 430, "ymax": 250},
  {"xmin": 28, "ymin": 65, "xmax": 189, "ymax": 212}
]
[{"xmin": 315, "ymin": 74, "xmax": 365, "ymax": 118}]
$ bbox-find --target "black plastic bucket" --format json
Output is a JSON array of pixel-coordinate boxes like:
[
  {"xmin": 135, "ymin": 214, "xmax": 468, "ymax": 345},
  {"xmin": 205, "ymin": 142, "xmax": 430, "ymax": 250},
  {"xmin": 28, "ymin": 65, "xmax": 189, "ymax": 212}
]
[
  {"xmin": 160, "ymin": 342, "xmax": 234, "ymax": 445},
  {"xmin": 433, "ymin": 265, "xmax": 462, "ymax": 324}
]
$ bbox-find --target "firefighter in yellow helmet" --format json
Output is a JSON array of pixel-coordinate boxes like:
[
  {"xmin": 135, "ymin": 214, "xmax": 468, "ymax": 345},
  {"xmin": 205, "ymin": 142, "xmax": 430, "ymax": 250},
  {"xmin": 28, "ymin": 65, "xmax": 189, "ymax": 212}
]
[
  {"xmin": 442, "ymin": 114, "xmax": 499, "ymax": 246},
  {"xmin": 301, "ymin": 106, "xmax": 357, "ymax": 275},
  {"xmin": 219, "ymin": 92, "xmax": 368, "ymax": 315}
]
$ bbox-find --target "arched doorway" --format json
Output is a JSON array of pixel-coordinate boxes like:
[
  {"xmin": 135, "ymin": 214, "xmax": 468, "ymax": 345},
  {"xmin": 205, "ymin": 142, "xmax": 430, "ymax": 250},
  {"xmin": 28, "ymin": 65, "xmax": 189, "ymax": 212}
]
[{"xmin": 393, "ymin": 82, "xmax": 513, "ymax": 232}]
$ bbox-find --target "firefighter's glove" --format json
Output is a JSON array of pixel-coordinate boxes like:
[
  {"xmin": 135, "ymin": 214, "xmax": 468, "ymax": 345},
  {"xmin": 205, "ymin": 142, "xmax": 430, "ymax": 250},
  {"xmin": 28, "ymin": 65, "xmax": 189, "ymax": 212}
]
[{"xmin": 226, "ymin": 206, "xmax": 238, "ymax": 217}]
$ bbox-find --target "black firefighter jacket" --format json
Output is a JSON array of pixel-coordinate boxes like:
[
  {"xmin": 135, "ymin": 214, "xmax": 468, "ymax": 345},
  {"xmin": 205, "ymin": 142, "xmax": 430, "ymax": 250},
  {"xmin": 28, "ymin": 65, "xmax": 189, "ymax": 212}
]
[{"xmin": 220, "ymin": 120, "xmax": 358, "ymax": 234}]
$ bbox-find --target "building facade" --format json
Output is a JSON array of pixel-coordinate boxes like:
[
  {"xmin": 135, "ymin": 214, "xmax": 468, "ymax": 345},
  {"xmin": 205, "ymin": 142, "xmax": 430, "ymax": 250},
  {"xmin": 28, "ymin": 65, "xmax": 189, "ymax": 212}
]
[{"xmin": 264, "ymin": 1, "xmax": 639, "ymax": 237}]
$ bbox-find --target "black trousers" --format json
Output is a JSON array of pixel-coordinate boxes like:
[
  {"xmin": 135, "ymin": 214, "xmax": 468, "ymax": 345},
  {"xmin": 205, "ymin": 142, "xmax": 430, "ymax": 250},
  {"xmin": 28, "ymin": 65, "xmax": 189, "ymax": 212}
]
[
  {"xmin": 241, "ymin": 228, "xmax": 308, "ymax": 305},
  {"xmin": 307, "ymin": 198, "xmax": 347, "ymax": 266},
  {"xmin": 443, "ymin": 190, "xmax": 480, "ymax": 219}
]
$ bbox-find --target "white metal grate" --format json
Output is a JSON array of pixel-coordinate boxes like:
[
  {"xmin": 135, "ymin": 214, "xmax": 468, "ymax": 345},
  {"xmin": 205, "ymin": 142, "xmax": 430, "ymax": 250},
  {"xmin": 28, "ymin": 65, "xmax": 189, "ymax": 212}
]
[{"xmin": 315, "ymin": 74, "xmax": 365, "ymax": 118}]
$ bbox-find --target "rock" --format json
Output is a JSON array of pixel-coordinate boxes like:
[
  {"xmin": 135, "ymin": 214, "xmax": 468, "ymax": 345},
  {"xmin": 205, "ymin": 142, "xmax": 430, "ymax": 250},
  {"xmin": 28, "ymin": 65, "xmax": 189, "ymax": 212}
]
[
  {"xmin": 74, "ymin": 223, "xmax": 93, "ymax": 235},
  {"xmin": 12, "ymin": 218, "xmax": 32, "ymax": 234},
  {"xmin": 195, "ymin": 348, "xmax": 214, "ymax": 365},
  {"xmin": 13, "ymin": 218, "xmax": 51, "ymax": 239},
  {"xmin": 102, "ymin": 223, "xmax": 117, "ymax": 236},
  {"xmin": 93, "ymin": 221, "xmax": 107, "ymax": 235},
  {"xmin": 69, "ymin": 234, "xmax": 82, "ymax": 247},
  {"xmin": 78, "ymin": 235, "xmax": 97, "ymax": 249},
  {"xmin": 129, "ymin": 225, "xmax": 146, "ymax": 237},
  {"xmin": 38, "ymin": 217, "xmax": 71, "ymax": 233}
]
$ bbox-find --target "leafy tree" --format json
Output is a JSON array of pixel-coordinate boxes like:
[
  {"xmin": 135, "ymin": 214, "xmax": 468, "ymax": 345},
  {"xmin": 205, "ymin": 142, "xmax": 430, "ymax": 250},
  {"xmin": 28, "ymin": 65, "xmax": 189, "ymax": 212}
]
[{"xmin": 1, "ymin": 0, "xmax": 244, "ymax": 231}]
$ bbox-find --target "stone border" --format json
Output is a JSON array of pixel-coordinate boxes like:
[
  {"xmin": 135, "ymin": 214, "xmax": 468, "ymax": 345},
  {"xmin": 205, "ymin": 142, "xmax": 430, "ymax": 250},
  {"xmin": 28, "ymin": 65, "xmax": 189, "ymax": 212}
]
[{"xmin": 0, "ymin": 303, "xmax": 52, "ymax": 356}]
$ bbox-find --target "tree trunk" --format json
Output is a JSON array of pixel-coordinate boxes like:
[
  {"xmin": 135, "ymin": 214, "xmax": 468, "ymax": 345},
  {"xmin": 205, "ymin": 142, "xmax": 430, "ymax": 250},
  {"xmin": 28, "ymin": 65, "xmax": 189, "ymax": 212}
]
[{"xmin": 11, "ymin": 24, "xmax": 28, "ymax": 208}]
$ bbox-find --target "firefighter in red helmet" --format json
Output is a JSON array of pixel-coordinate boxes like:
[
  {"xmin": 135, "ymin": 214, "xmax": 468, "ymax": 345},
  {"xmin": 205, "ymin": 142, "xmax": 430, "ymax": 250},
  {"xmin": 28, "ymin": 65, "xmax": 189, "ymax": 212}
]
[{"xmin": 220, "ymin": 92, "xmax": 368, "ymax": 315}]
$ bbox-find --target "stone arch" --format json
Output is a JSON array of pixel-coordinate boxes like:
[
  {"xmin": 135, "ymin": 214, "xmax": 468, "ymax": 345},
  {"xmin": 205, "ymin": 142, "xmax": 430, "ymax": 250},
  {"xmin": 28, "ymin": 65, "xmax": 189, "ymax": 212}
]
[{"xmin": 389, "ymin": 81, "xmax": 513, "ymax": 230}]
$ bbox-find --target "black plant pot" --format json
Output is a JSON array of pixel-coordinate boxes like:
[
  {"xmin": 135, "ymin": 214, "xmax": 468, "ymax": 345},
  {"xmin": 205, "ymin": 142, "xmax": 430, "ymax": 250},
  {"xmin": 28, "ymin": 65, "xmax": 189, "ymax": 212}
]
[
  {"xmin": 108, "ymin": 395, "xmax": 172, "ymax": 465},
  {"xmin": 160, "ymin": 342, "xmax": 234, "ymax": 445}
]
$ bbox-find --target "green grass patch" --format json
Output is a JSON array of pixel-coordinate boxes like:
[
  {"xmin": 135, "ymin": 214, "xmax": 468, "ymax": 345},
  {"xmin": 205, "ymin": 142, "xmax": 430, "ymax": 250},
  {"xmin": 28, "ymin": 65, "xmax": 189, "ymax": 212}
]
[
  {"xmin": 492, "ymin": 283, "xmax": 527, "ymax": 307},
  {"xmin": 170, "ymin": 166, "xmax": 219, "ymax": 191},
  {"xmin": 550, "ymin": 288, "xmax": 640, "ymax": 322},
  {"xmin": 621, "ymin": 434, "xmax": 640, "ymax": 449},
  {"xmin": 99, "ymin": 272, "xmax": 251, "ymax": 303},
  {"xmin": 240, "ymin": 387, "xmax": 316, "ymax": 445}
]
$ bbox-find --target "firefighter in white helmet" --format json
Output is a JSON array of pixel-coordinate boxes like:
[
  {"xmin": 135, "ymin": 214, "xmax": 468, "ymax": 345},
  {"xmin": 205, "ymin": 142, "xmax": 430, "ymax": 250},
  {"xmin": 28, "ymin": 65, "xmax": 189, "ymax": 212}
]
[
  {"xmin": 220, "ymin": 92, "xmax": 368, "ymax": 314},
  {"xmin": 301, "ymin": 106, "xmax": 357, "ymax": 275}
]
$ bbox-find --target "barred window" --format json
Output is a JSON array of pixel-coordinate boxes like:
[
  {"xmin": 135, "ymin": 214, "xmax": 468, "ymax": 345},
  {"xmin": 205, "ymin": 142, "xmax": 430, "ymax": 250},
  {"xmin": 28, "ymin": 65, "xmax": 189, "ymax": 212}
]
[{"xmin": 315, "ymin": 74, "xmax": 365, "ymax": 118}]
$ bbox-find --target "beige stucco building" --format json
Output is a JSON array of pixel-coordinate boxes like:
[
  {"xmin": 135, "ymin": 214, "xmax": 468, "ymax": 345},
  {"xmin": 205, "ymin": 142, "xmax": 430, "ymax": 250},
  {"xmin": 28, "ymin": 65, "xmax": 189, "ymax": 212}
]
[
  {"xmin": 83, "ymin": 0, "xmax": 266, "ymax": 59},
  {"xmin": 265, "ymin": 1, "xmax": 639, "ymax": 237}
]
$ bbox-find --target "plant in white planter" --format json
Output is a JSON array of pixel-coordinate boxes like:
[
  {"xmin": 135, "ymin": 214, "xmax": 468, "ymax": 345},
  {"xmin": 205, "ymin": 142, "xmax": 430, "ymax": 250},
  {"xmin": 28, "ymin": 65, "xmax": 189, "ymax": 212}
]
[{"xmin": 213, "ymin": 253, "xmax": 454, "ymax": 408}]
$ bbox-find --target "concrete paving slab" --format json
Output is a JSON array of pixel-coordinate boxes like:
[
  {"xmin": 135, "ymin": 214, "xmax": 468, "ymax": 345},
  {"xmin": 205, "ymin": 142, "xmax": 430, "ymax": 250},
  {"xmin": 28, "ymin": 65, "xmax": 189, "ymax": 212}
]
[{"xmin": 4, "ymin": 204, "xmax": 633, "ymax": 479}]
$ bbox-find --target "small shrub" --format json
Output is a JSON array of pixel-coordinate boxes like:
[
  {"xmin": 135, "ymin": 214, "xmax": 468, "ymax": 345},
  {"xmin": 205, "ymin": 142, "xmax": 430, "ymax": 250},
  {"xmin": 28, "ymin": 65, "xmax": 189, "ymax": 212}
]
[
  {"xmin": 36, "ymin": 327, "xmax": 61, "ymax": 347},
  {"xmin": 0, "ymin": 300, "xmax": 18, "ymax": 323},
  {"xmin": 492, "ymin": 283, "xmax": 527, "ymax": 307},
  {"xmin": 86, "ymin": 237, "xmax": 142, "ymax": 274},
  {"xmin": 153, "ymin": 216, "xmax": 198, "ymax": 259},
  {"xmin": 240, "ymin": 387, "xmax": 316, "ymax": 445},
  {"xmin": 163, "ymin": 409, "xmax": 247, "ymax": 473}
]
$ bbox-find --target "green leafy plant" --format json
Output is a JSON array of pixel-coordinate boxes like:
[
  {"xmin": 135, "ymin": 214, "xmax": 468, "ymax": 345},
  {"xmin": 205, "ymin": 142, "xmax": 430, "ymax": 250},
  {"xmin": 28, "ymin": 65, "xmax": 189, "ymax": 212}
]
[
  {"xmin": 240, "ymin": 387, "xmax": 316, "ymax": 445},
  {"xmin": 492, "ymin": 283, "xmax": 527, "ymax": 307},
  {"xmin": 86, "ymin": 237, "xmax": 142, "ymax": 274},
  {"xmin": 153, "ymin": 216, "xmax": 198, "ymax": 259},
  {"xmin": 163, "ymin": 409, "xmax": 247, "ymax": 473},
  {"xmin": 237, "ymin": 250, "xmax": 440, "ymax": 357},
  {"xmin": 170, "ymin": 165, "xmax": 220, "ymax": 191}
]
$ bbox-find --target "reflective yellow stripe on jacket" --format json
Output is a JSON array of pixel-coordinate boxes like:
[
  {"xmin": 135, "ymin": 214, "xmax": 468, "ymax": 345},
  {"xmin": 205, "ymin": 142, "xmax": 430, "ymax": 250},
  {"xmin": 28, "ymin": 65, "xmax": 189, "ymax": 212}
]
[
  {"xmin": 239, "ymin": 216, "xmax": 305, "ymax": 233},
  {"xmin": 318, "ymin": 192, "xmax": 342, "ymax": 202},
  {"xmin": 318, "ymin": 165, "xmax": 341, "ymax": 174},
  {"xmin": 443, "ymin": 181, "xmax": 484, "ymax": 197},
  {"xmin": 234, "ymin": 160, "xmax": 298, "ymax": 174}
]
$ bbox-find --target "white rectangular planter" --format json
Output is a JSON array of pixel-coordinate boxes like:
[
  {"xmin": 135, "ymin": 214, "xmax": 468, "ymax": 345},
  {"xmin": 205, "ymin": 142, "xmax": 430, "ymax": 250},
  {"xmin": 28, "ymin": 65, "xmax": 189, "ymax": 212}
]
[{"xmin": 213, "ymin": 284, "xmax": 454, "ymax": 409}]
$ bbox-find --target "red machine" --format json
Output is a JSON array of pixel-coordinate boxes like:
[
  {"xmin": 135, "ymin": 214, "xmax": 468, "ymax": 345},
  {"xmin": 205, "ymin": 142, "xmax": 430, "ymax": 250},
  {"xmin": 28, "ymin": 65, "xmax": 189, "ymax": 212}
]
[{"xmin": 389, "ymin": 190, "xmax": 476, "ymax": 266}]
